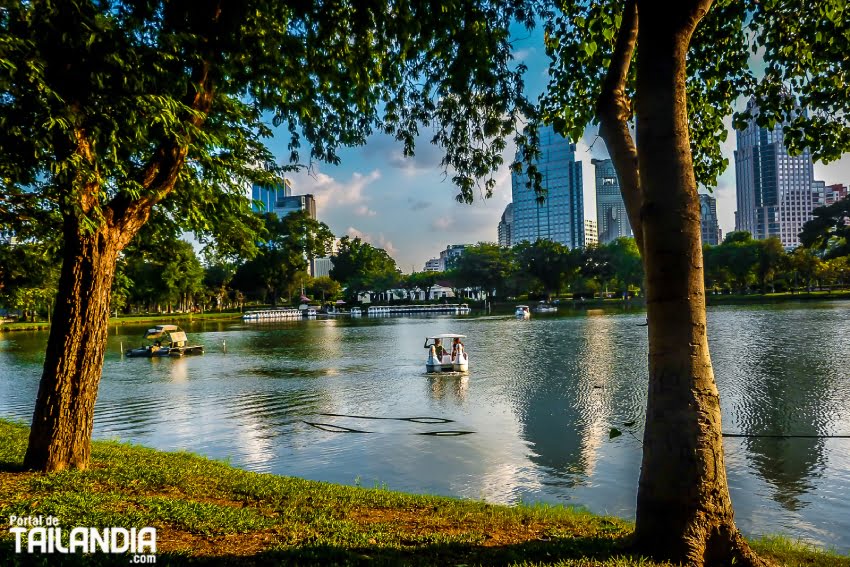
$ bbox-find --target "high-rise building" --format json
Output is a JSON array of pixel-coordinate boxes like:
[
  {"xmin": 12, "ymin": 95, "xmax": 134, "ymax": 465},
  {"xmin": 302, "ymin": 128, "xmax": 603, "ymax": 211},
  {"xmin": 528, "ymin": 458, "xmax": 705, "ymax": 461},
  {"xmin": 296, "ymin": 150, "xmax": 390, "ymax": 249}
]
[
  {"xmin": 734, "ymin": 98, "xmax": 822, "ymax": 249},
  {"xmin": 252, "ymin": 180, "xmax": 316, "ymax": 220},
  {"xmin": 699, "ymin": 194, "xmax": 722, "ymax": 246},
  {"xmin": 584, "ymin": 219, "xmax": 598, "ymax": 247},
  {"xmin": 593, "ymin": 158, "xmax": 632, "ymax": 244},
  {"xmin": 252, "ymin": 179, "xmax": 292, "ymax": 213},
  {"xmin": 510, "ymin": 126, "xmax": 584, "ymax": 248},
  {"xmin": 813, "ymin": 182, "xmax": 848, "ymax": 208},
  {"xmin": 275, "ymin": 194, "xmax": 317, "ymax": 220},
  {"xmin": 497, "ymin": 203, "xmax": 514, "ymax": 248},
  {"xmin": 424, "ymin": 258, "xmax": 441, "ymax": 272},
  {"xmin": 439, "ymin": 244, "xmax": 468, "ymax": 271}
]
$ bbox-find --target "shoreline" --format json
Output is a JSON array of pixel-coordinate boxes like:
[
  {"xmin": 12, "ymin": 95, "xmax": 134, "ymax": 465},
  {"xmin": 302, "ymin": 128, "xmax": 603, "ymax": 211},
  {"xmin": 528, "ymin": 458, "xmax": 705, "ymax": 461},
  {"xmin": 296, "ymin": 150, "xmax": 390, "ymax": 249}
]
[
  {"xmin": 0, "ymin": 419, "xmax": 847, "ymax": 565},
  {"xmin": 2, "ymin": 292, "xmax": 849, "ymax": 333}
]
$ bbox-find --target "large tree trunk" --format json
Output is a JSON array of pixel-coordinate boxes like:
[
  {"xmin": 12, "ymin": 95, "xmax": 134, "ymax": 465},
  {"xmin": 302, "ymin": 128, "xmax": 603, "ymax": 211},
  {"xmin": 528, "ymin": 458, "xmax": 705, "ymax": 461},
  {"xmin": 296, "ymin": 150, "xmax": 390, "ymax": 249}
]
[
  {"xmin": 24, "ymin": 225, "xmax": 120, "ymax": 472},
  {"xmin": 632, "ymin": 2, "xmax": 767, "ymax": 565}
]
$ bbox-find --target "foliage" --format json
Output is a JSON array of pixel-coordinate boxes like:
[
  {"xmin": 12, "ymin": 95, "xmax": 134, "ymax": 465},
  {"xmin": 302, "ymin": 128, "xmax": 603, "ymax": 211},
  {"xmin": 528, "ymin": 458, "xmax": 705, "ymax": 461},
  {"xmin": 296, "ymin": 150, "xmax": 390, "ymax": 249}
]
[
  {"xmin": 330, "ymin": 236, "xmax": 400, "ymax": 301},
  {"xmin": 232, "ymin": 211, "xmax": 333, "ymax": 305},
  {"xmin": 0, "ymin": 242, "xmax": 60, "ymax": 320},
  {"xmin": 514, "ymin": 239, "xmax": 582, "ymax": 298},
  {"xmin": 307, "ymin": 276, "xmax": 342, "ymax": 302},
  {"xmin": 800, "ymin": 197, "xmax": 850, "ymax": 259},
  {"xmin": 121, "ymin": 238, "xmax": 205, "ymax": 312},
  {"xmin": 452, "ymin": 243, "xmax": 516, "ymax": 299}
]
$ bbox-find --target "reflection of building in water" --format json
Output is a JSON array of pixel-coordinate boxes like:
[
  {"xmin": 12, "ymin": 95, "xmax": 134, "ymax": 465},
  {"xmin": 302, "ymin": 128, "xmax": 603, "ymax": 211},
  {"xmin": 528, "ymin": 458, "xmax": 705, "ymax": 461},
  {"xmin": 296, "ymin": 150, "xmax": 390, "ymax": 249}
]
[
  {"xmin": 717, "ymin": 312, "xmax": 833, "ymax": 511},
  {"xmin": 504, "ymin": 317, "xmax": 621, "ymax": 484}
]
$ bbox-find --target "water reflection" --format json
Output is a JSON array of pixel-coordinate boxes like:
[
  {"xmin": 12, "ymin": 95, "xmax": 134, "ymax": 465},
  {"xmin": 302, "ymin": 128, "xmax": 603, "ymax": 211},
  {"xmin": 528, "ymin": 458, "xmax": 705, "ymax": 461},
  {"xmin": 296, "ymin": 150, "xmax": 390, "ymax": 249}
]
[{"xmin": 0, "ymin": 303, "xmax": 848, "ymax": 551}]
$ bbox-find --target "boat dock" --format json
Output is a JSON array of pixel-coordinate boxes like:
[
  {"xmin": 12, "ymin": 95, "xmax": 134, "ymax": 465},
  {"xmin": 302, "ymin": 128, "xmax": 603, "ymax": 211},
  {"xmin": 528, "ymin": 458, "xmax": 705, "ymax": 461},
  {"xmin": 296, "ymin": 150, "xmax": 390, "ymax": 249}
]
[{"xmin": 367, "ymin": 304, "xmax": 471, "ymax": 316}]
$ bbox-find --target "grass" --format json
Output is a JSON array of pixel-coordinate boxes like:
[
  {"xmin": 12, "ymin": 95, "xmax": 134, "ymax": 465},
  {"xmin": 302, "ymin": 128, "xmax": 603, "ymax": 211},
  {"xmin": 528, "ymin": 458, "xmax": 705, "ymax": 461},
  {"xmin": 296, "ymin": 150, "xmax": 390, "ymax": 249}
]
[{"xmin": 0, "ymin": 419, "xmax": 847, "ymax": 566}]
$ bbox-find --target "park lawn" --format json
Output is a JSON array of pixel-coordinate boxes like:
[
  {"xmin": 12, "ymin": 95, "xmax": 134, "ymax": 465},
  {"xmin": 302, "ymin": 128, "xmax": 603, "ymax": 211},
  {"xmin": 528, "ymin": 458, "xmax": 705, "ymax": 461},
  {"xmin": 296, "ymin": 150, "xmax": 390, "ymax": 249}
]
[{"xmin": 0, "ymin": 419, "xmax": 847, "ymax": 566}]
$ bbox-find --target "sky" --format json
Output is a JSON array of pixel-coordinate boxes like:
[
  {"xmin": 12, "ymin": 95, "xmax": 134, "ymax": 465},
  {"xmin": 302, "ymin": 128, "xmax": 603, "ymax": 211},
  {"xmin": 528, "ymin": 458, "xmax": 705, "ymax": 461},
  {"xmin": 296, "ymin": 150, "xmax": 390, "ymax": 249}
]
[{"xmin": 261, "ymin": 28, "xmax": 850, "ymax": 273}]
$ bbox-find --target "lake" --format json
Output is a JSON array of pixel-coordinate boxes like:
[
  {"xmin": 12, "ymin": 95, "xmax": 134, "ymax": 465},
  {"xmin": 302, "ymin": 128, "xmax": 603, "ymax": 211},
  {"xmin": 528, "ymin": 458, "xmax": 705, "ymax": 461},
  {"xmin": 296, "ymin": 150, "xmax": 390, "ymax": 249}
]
[{"xmin": 1, "ymin": 302, "xmax": 849, "ymax": 551}]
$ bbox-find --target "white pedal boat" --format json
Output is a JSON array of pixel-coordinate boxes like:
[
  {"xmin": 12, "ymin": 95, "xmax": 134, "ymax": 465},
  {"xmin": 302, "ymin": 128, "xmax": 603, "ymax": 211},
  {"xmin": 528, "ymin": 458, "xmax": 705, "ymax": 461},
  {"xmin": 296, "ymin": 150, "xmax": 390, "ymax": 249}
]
[{"xmin": 424, "ymin": 333, "xmax": 468, "ymax": 373}]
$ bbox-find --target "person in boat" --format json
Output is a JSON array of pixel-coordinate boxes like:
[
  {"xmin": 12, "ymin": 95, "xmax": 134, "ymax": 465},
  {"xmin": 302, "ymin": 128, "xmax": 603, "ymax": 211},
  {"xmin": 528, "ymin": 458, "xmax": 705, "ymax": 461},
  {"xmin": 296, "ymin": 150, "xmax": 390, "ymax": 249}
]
[
  {"xmin": 150, "ymin": 340, "xmax": 162, "ymax": 353},
  {"xmin": 425, "ymin": 338, "xmax": 448, "ymax": 360},
  {"xmin": 451, "ymin": 337, "xmax": 465, "ymax": 361}
]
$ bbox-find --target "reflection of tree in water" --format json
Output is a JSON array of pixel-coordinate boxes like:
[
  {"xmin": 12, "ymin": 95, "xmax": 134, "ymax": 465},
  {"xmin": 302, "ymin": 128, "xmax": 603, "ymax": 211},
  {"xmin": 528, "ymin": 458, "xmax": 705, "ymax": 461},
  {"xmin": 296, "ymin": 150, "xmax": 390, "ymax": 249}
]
[{"xmin": 715, "ymin": 309, "xmax": 838, "ymax": 511}]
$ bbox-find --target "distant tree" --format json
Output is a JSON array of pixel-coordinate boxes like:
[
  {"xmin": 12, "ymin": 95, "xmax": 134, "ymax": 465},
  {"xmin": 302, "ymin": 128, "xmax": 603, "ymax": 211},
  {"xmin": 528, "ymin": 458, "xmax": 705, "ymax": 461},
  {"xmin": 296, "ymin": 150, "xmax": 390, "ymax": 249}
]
[
  {"xmin": 203, "ymin": 260, "xmax": 237, "ymax": 312},
  {"xmin": 789, "ymin": 247, "xmax": 823, "ymax": 291},
  {"xmin": 408, "ymin": 271, "xmax": 442, "ymax": 301},
  {"xmin": 513, "ymin": 239, "xmax": 574, "ymax": 299},
  {"xmin": 233, "ymin": 212, "xmax": 333, "ymax": 305},
  {"xmin": 603, "ymin": 237, "xmax": 643, "ymax": 294},
  {"xmin": 160, "ymin": 241, "xmax": 205, "ymax": 312},
  {"xmin": 800, "ymin": 197, "xmax": 850, "ymax": 259},
  {"xmin": 308, "ymin": 276, "xmax": 342, "ymax": 303},
  {"xmin": 754, "ymin": 238, "xmax": 786, "ymax": 293},
  {"xmin": 330, "ymin": 236, "xmax": 399, "ymax": 302},
  {"xmin": 453, "ymin": 243, "xmax": 515, "ymax": 300},
  {"xmin": 0, "ymin": 241, "xmax": 60, "ymax": 321}
]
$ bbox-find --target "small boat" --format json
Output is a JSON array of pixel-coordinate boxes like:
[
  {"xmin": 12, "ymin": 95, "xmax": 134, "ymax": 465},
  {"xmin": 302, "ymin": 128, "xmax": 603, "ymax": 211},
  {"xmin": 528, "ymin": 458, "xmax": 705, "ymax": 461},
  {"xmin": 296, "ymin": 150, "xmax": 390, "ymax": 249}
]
[
  {"xmin": 515, "ymin": 305, "xmax": 531, "ymax": 319},
  {"xmin": 126, "ymin": 325, "xmax": 204, "ymax": 358},
  {"xmin": 424, "ymin": 333, "xmax": 468, "ymax": 373},
  {"xmin": 534, "ymin": 301, "xmax": 558, "ymax": 313},
  {"xmin": 350, "ymin": 307, "xmax": 362, "ymax": 317}
]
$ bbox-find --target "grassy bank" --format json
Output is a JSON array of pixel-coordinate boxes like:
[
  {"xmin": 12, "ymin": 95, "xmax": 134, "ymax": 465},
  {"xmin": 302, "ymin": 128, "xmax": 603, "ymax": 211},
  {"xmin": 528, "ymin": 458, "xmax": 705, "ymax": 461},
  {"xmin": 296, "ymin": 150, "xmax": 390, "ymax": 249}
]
[{"xmin": 0, "ymin": 421, "xmax": 846, "ymax": 566}]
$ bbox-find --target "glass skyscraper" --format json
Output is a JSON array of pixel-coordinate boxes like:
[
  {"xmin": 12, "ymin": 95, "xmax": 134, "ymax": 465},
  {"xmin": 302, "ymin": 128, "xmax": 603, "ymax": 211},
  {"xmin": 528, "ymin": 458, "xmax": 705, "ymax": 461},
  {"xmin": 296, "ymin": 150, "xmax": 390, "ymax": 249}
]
[
  {"xmin": 510, "ymin": 126, "xmax": 584, "ymax": 248},
  {"xmin": 735, "ymin": 98, "xmax": 819, "ymax": 249},
  {"xmin": 593, "ymin": 158, "xmax": 632, "ymax": 244}
]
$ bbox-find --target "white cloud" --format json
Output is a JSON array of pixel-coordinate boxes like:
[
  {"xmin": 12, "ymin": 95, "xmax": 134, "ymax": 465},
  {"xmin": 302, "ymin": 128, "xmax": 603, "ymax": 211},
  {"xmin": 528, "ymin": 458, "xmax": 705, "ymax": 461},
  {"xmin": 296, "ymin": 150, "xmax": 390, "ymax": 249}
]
[
  {"xmin": 345, "ymin": 227, "xmax": 398, "ymax": 258},
  {"xmin": 291, "ymin": 168, "xmax": 381, "ymax": 212},
  {"xmin": 354, "ymin": 205, "xmax": 377, "ymax": 217}
]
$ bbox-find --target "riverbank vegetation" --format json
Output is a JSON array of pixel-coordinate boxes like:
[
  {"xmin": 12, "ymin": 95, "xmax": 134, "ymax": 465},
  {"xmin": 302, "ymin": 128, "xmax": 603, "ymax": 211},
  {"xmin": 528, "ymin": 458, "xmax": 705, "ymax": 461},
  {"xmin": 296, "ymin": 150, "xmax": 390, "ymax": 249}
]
[
  {"xmin": 5, "ymin": 228, "xmax": 847, "ymax": 328},
  {"xmin": 0, "ymin": 420, "xmax": 846, "ymax": 566}
]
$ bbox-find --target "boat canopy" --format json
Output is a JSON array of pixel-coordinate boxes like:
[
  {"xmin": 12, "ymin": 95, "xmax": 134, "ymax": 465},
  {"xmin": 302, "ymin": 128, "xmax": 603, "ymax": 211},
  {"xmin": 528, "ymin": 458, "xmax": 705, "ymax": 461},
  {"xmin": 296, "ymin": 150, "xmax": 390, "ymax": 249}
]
[
  {"xmin": 426, "ymin": 333, "xmax": 466, "ymax": 339},
  {"xmin": 144, "ymin": 325, "xmax": 185, "ymax": 342}
]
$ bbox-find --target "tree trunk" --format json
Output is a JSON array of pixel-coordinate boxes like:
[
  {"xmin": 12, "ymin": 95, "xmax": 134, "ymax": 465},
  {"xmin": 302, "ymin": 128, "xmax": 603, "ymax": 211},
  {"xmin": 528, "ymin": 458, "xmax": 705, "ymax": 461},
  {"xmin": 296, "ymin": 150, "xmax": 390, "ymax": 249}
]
[
  {"xmin": 24, "ymin": 226, "xmax": 120, "ymax": 472},
  {"xmin": 632, "ymin": 3, "xmax": 767, "ymax": 565}
]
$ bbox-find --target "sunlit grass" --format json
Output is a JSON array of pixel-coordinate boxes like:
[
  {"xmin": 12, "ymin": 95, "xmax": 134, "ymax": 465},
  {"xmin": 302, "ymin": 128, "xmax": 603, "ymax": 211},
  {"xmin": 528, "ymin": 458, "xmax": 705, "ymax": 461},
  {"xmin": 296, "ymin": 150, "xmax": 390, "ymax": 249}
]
[{"xmin": 0, "ymin": 419, "xmax": 846, "ymax": 565}]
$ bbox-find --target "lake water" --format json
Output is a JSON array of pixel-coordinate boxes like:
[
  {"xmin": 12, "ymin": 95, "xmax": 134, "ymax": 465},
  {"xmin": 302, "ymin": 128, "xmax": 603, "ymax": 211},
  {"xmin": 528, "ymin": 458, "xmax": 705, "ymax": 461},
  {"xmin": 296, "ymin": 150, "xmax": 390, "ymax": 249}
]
[{"xmin": 1, "ymin": 302, "xmax": 849, "ymax": 551}]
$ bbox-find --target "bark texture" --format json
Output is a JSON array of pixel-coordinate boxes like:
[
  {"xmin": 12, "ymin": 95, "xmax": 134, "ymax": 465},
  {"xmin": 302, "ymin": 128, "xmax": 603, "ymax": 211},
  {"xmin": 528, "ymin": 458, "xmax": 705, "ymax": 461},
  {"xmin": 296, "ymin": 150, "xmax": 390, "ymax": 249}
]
[
  {"xmin": 24, "ymin": 224, "xmax": 120, "ymax": 471},
  {"xmin": 596, "ymin": 1, "xmax": 770, "ymax": 565}
]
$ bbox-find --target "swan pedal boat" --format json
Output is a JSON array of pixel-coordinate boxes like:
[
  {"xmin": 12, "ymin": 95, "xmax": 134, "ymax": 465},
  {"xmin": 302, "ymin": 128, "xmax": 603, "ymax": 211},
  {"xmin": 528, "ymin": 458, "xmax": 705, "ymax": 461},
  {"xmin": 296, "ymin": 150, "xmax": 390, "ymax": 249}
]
[
  {"xmin": 424, "ymin": 333, "xmax": 468, "ymax": 373},
  {"xmin": 515, "ymin": 305, "xmax": 531, "ymax": 319}
]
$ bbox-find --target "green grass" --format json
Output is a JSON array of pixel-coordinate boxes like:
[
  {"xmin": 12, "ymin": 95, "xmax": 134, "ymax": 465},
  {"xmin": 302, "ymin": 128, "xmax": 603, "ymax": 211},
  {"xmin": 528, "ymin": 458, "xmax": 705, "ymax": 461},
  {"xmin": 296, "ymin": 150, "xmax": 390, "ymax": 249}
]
[{"xmin": 0, "ymin": 419, "xmax": 847, "ymax": 566}]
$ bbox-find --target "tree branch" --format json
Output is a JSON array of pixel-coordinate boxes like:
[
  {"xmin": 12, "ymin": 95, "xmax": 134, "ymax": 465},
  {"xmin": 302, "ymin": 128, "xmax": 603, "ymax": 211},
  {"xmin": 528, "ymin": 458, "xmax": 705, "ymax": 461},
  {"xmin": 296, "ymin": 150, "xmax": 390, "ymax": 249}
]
[{"xmin": 596, "ymin": 0, "xmax": 644, "ymax": 255}]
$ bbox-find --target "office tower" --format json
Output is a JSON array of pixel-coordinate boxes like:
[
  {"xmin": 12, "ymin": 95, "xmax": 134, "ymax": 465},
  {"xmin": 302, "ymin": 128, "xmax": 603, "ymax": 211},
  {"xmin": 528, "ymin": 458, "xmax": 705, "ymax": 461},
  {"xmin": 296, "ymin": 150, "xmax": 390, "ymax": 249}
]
[
  {"xmin": 497, "ymin": 203, "xmax": 514, "ymax": 248},
  {"xmin": 593, "ymin": 158, "xmax": 632, "ymax": 244},
  {"xmin": 439, "ymin": 244, "xmax": 468, "ymax": 271},
  {"xmin": 734, "ymin": 98, "xmax": 822, "ymax": 249},
  {"xmin": 584, "ymin": 219, "xmax": 598, "ymax": 247},
  {"xmin": 424, "ymin": 258, "xmax": 441, "ymax": 272},
  {"xmin": 274, "ymin": 194, "xmax": 317, "ymax": 220},
  {"xmin": 252, "ymin": 178, "xmax": 292, "ymax": 213},
  {"xmin": 510, "ymin": 125, "xmax": 584, "ymax": 248},
  {"xmin": 699, "ymin": 194, "xmax": 722, "ymax": 246}
]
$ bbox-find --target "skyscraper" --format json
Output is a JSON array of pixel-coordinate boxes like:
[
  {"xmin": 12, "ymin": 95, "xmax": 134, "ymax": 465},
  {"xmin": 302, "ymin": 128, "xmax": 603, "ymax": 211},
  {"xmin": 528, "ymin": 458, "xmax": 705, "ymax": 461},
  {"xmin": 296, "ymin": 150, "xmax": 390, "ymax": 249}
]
[
  {"xmin": 510, "ymin": 126, "xmax": 584, "ymax": 248},
  {"xmin": 584, "ymin": 219, "xmax": 598, "ymax": 247},
  {"xmin": 699, "ymin": 194, "xmax": 722, "ymax": 246},
  {"xmin": 734, "ymin": 98, "xmax": 820, "ymax": 249},
  {"xmin": 252, "ymin": 178, "xmax": 292, "ymax": 213},
  {"xmin": 593, "ymin": 158, "xmax": 632, "ymax": 244},
  {"xmin": 497, "ymin": 203, "xmax": 514, "ymax": 248}
]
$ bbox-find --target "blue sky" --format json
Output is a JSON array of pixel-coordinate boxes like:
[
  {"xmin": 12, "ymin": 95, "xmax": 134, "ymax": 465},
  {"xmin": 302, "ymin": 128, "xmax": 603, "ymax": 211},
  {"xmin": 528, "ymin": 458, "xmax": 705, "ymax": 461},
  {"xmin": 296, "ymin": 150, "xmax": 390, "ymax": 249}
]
[{"xmin": 261, "ymin": 27, "xmax": 850, "ymax": 273}]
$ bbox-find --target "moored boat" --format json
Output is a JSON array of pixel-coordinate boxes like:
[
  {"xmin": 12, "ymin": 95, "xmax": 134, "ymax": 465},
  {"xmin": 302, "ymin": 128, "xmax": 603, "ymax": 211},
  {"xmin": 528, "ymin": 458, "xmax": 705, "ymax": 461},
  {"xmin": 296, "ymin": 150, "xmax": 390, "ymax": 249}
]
[
  {"xmin": 515, "ymin": 305, "xmax": 530, "ymax": 319},
  {"xmin": 126, "ymin": 325, "xmax": 204, "ymax": 358},
  {"xmin": 534, "ymin": 301, "xmax": 558, "ymax": 313}
]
